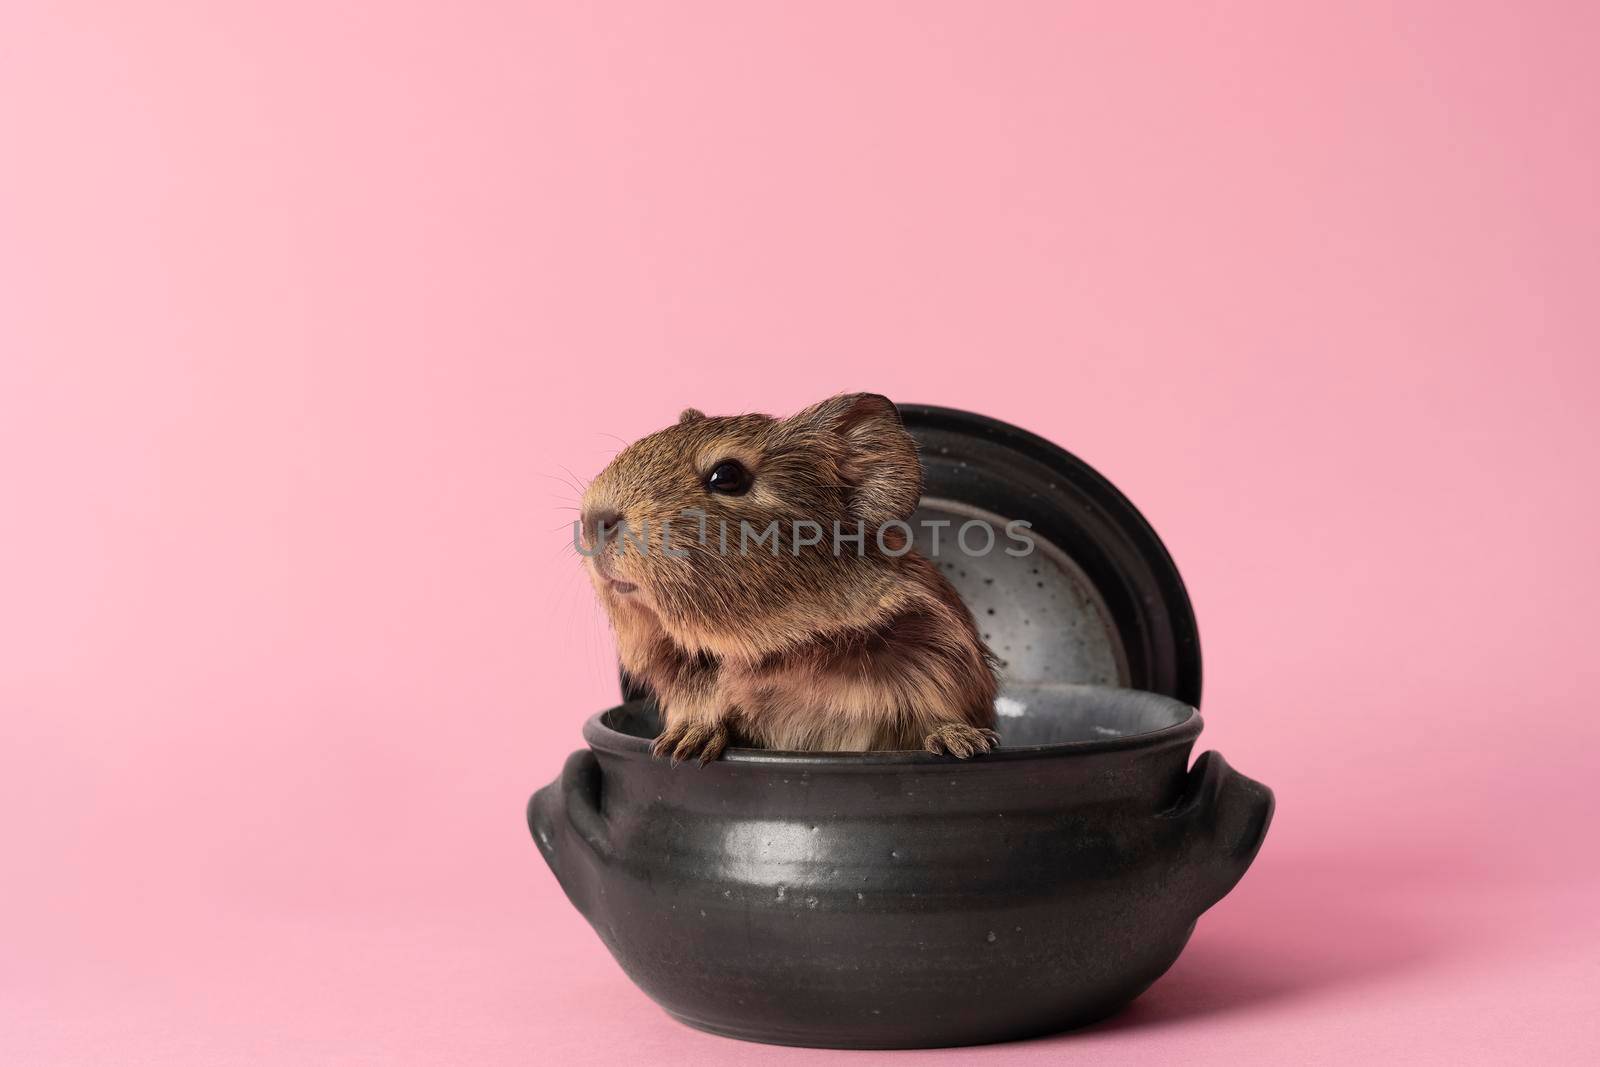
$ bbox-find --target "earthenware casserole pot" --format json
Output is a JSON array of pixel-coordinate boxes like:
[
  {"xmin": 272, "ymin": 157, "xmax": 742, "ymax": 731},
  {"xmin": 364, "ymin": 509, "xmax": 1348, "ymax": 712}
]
[{"xmin": 527, "ymin": 406, "xmax": 1275, "ymax": 1048}]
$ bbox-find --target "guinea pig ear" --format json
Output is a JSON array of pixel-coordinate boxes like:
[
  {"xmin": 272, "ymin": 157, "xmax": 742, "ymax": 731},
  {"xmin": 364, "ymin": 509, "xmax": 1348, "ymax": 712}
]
[
  {"xmin": 678, "ymin": 408, "xmax": 706, "ymax": 425},
  {"xmin": 789, "ymin": 393, "xmax": 922, "ymax": 525}
]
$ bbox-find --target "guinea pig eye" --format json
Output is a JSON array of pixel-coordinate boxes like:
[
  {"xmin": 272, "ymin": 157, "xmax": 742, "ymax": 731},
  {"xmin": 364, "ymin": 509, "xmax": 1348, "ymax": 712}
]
[{"xmin": 704, "ymin": 459, "xmax": 752, "ymax": 495}]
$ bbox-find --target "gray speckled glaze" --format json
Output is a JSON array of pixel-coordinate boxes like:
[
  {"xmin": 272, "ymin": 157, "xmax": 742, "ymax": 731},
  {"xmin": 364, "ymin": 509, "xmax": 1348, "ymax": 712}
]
[
  {"xmin": 528, "ymin": 686, "xmax": 1273, "ymax": 1049},
  {"xmin": 912, "ymin": 499, "xmax": 1128, "ymax": 688}
]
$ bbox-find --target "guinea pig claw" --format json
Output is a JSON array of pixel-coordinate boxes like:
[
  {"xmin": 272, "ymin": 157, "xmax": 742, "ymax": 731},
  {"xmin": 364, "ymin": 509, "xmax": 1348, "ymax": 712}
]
[
  {"xmin": 650, "ymin": 725, "xmax": 685, "ymax": 760},
  {"xmin": 923, "ymin": 723, "xmax": 999, "ymax": 759},
  {"xmin": 673, "ymin": 727, "xmax": 707, "ymax": 764},
  {"xmin": 695, "ymin": 723, "xmax": 730, "ymax": 765},
  {"xmin": 653, "ymin": 721, "xmax": 730, "ymax": 765}
]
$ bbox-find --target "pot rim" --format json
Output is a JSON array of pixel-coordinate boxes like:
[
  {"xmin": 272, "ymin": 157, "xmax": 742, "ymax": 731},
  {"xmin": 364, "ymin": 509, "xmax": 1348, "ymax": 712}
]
[{"xmin": 583, "ymin": 689, "xmax": 1203, "ymax": 767}]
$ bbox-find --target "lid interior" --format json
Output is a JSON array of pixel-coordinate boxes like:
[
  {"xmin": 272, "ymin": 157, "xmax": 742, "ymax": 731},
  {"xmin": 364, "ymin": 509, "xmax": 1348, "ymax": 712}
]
[
  {"xmin": 912, "ymin": 498, "xmax": 1128, "ymax": 690},
  {"xmin": 902, "ymin": 404, "xmax": 1201, "ymax": 707}
]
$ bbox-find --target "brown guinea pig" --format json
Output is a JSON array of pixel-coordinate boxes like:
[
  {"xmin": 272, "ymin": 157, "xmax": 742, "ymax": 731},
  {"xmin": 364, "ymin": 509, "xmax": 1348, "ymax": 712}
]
[{"xmin": 577, "ymin": 393, "xmax": 999, "ymax": 763}]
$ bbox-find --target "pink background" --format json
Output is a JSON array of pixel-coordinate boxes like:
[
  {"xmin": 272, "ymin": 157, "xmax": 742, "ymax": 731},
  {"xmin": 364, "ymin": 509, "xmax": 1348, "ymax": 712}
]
[{"xmin": 3, "ymin": 2, "xmax": 1598, "ymax": 1063}]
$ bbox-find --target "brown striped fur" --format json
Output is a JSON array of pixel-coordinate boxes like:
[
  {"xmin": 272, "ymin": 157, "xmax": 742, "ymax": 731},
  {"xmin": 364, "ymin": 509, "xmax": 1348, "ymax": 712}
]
[{"xmin": 579, "ymin": 394, "xmax": 999, "ymax": 762}]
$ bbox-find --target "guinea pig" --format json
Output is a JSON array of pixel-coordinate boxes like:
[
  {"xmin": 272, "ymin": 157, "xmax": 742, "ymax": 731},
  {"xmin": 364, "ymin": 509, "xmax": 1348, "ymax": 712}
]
[{"xmin": 577, "ymin": 393, "xmax": 999, "ymax": 763}]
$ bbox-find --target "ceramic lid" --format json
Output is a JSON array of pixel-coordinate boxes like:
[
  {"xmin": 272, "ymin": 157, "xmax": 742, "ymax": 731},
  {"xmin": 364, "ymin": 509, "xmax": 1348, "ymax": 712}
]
[{"xmin": 900, "ymin": 404, "xmax": 1202, "ymax": 708}]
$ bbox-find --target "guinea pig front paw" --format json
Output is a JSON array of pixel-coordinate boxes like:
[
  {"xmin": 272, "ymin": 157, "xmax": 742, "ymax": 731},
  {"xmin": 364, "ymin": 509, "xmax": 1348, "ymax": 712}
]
[
  {"xmin": 922, "ymin": 724, "xmax": 1000, "ymax": 759},
  {"xmin": 650, "ymin": 720, "xmax": 732, "ymax": 765}
]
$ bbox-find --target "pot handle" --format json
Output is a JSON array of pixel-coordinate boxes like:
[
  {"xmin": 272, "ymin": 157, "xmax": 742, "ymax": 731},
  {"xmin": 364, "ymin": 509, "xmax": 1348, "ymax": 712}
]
[
  {"xmin": 527, "ymin": 749, "xmax": 614, "ymax": 869},
  {"xmin": 1167, "ymin": 750, "xmax": 1274, "ymax": 913}
]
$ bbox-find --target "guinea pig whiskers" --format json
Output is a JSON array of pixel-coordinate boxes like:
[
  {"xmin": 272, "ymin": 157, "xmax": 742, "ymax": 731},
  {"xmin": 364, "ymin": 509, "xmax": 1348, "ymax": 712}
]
[
  {"xmin": 540, "ymin": 471, "xmax": 587, "ymax": 494},
  {"xmin": 559, "ymin": 464, "xmax": 591, "ymax": 491}
]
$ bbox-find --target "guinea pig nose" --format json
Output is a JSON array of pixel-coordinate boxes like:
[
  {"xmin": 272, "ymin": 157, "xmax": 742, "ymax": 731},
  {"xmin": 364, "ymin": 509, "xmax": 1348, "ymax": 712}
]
[{"xmin": 583, "ymin": 508, "xmax": 624, "ymax": 544}]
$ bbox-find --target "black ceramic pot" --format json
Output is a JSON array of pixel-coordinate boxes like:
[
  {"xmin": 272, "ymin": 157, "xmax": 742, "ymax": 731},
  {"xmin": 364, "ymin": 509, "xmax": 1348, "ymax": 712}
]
[
  {"xmin": 529, "ymin": 687, "xmax": 1272, "ymax": 1049},
  {"xmin": 529, "ymin": 406, "xmax": 1274, "ymax": 1049}
]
